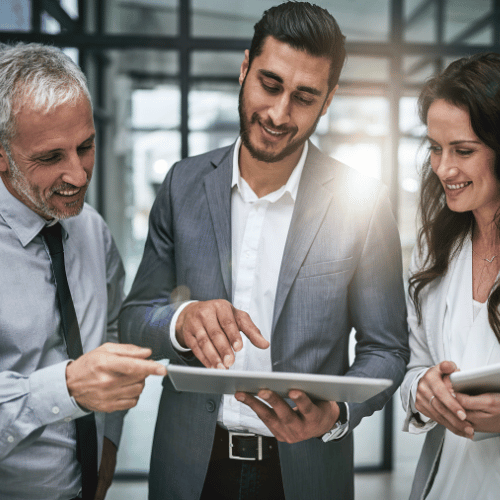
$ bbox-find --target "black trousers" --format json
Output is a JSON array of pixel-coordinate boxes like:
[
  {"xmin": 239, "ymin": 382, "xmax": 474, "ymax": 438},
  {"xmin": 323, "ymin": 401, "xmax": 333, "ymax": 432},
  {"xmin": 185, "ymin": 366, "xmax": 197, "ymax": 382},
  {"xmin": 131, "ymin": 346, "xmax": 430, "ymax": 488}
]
[{"xmin": 200, "ymin": 427, "xmax": 286, "ymax": 500}]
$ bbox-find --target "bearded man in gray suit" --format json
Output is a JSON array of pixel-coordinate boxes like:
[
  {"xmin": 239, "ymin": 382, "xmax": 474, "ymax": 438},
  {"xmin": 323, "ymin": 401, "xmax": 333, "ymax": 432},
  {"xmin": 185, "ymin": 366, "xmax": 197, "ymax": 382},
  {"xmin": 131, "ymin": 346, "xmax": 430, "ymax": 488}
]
[{"xmin": 119, "ymin": 2, "xmax": 409, "ymax": 499}]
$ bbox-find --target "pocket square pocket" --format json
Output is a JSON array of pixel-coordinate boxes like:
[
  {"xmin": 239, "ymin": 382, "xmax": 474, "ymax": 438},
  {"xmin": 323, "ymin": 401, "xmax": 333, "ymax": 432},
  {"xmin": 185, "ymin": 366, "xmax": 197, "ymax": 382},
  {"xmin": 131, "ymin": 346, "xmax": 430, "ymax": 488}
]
[{"xmin": 296, "ymin": 257, "xmax": 352, "ymax": 280}]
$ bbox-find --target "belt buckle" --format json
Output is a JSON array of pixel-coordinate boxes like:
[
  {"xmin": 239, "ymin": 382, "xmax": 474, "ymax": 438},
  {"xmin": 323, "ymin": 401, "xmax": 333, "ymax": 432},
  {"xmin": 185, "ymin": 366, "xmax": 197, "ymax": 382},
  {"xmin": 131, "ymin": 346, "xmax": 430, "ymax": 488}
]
[{"xmin": 228, "ymin": 431, "xmax": 262, "ymax": 461}]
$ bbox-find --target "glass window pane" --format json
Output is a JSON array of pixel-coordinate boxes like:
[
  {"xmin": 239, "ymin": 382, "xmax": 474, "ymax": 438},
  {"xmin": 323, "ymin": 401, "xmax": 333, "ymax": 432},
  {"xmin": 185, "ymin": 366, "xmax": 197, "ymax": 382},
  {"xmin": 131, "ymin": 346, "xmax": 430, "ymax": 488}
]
[
  {"xmin": 192, "ymin": 0, "xmax": 389, "ymax": 41},
  {"xmin": 188, "ymin": 82, "xmax": 240, "ymax": 157},
  {"xmin": 106, "ymin": 0, "xmax": 178, "ymax": 36},
  {"xmin": 126, "ymin": 84, "xmax": 181, "ymax": 284},
  {"xmin": 399, "ymin": 96, "xmax": 424, "ymax": 264},
  {"xmin": 0, "ymin": 0, "xmax": 31, "ymax": 31},
  {"xmin": 61, "ymin": 0, "xmax": 78, "ymax": 19},
  {"xmin": 341, "ymin": 56, "xmax": 389, "ymax": 82},
  {"xmin": 115, "ymin": 49, "xmax": 178, "ymax": 77},
  {"xmin": 445, "ymin": 0, "xmax": 492, "ymax": 43},
  {"xmin": 97, "ymin": 49, "xmax": 179, "ymax": 292},
  {"xmin": 322, "ymin": 0, "xmax": 389, "ymax": 42},
  {"xmin": 400, "ymin": 96, "xmax": 424, "ymax": 136},
  {"xmin": 403, "ymin": 56, "xmax": 437, "ymax": 85},
  {"xmin": 405, "ymin": 0, "xmax": 437, "ymax": 43},
  {"xmin": 191, "ymin": 0, "xmax": 260, "ymax": 38},
  {"xmin": 327, "ymin": 96, "xmax": 390, "ymax": 136},
  {"xmin": 192, "ymin": 51, "xmax": 243, "ymax": 78},
  {"xmin": 41, "ymin": 12, "xmax": 61, "ymax": 33},
  {"xmin": 399, "ymin": 137, "xmax": 424, "ymax": 267}
]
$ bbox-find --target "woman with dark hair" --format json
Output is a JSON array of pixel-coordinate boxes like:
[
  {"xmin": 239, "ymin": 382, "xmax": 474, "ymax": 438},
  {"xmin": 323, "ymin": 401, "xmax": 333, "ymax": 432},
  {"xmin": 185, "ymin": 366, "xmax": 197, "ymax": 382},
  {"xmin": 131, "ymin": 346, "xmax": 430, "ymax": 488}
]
[{"xmin": 401, "ymin": 52, "xmax": 500, "ymax": 500}]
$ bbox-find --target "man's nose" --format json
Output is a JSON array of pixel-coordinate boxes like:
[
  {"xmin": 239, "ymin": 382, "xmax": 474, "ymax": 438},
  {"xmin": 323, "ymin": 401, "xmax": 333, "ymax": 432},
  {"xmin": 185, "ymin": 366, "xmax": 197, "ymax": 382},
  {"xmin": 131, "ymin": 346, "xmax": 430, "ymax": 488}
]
[
  {"xmin": 61, "ymin": 154, "xmax": 89, "ymax": 187},
  {"xmin": 267, "ymin": 95, "xmax": 291, "ymax": 127}
]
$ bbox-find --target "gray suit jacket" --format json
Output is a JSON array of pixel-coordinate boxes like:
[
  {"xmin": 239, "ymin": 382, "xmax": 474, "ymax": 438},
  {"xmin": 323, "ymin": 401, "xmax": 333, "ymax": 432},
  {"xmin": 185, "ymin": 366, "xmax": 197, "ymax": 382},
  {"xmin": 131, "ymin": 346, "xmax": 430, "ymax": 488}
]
[{"xmin": 119, "ymin": 141, "xmax": 409, "ymax": 500}]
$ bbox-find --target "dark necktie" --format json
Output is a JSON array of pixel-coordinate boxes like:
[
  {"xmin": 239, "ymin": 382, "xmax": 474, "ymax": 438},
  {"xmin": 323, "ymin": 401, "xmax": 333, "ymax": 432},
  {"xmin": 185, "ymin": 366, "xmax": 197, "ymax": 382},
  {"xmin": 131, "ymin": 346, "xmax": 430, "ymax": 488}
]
[{"xmin": 41, "ymin": 223, "xmax": 98, "ymax": 500}]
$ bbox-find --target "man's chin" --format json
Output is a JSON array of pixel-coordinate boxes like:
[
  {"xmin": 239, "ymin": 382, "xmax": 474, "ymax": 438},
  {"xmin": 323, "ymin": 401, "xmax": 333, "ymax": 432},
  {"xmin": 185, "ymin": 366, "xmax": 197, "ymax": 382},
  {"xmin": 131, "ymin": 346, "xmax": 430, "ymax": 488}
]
[
  {"xmin": 245, "ymin": 141, "xmax": 303, "ymax": 164},
  {"xmin": 42, "ymin": 199, "xmax": 85, "ymax": 220}
]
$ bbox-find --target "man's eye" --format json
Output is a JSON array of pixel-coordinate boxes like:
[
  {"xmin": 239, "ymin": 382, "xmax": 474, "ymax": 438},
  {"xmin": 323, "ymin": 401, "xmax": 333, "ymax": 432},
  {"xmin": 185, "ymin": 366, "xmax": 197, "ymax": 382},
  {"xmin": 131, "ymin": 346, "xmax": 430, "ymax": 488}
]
[
  {"xmin": 38, "ymin": 155, "xmax": 60, "ymax": 163},
  {"xmin": 78, "ymin": 144, "xmax": 94, "ymax": 154},
  {"xmin": 295, "ymin": 95, "xmax": 314, "ymax": 105},
  {"xmin": 262, "ymin": 83, "xmax": 279, "ymax": 93}
]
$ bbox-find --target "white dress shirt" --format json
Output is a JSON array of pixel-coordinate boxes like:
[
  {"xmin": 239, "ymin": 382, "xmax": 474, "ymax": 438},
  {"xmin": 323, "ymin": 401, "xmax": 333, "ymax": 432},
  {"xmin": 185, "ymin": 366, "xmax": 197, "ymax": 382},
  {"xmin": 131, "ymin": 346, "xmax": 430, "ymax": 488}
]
[{"xmin": 171, "ymin": 138, "xmax": 306, "ymax": 436}]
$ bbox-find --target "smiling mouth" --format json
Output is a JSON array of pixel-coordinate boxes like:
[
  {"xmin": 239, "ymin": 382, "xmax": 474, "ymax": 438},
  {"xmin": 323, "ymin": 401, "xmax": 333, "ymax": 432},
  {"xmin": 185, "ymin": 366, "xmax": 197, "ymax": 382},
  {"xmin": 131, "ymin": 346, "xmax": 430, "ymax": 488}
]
[
  {"xmin": 261, "ymin": 123, "xmax": 288, "ymax": 137},
  {"xmin": 53, "ymin": 188, "xmax": 81, "ymax": 197},
  {"xmin": 446, "ymin": 181, "xmax": 472, "ymax": 190}
]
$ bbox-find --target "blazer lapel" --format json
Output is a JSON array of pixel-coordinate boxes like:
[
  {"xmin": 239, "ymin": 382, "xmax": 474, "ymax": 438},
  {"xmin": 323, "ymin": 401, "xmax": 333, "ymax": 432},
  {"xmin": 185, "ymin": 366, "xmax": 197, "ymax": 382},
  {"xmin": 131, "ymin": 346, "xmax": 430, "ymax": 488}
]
[
  {"xmin": 204, "ymin": 145, "xmax": 234, "ymax": 301},
  {"xmin": 272, "ymin": 143, "xmax": 335, "ymax": 332},
  {"xmin": 424, "ymin": 244, "xmax": 461, "ymax": 363}
]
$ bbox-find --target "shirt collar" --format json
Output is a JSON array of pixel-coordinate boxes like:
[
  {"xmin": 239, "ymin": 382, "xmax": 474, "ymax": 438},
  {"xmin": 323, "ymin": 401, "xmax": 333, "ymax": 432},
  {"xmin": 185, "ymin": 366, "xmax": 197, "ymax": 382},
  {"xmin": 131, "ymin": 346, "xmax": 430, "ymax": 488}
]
[
  {"xmin": 0, "ymin": 177, "xmax": 65, "ymax": 247},
  {"xmin": 231, "ymin": 137, "xmax": 308, "ymax": 203}
]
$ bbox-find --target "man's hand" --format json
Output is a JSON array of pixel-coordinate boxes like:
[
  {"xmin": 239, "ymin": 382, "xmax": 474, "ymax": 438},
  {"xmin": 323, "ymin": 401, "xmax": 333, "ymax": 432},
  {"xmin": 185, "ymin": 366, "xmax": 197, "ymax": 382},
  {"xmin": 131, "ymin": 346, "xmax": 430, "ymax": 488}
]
[
  {"xmin": 235, "ymin": 389, "xmax": 339, "ymax": 443},
  {"xmin": 176, "ymin": 300, "xmax": 269, "ymax": 368},
  {"xmin": 94, "ymin": 437, "xmax": 117, "ymax": 500},
  {"xmin": 456, "ymin": 392, "xmax": 500, "ymax": 433},
  {"xmin": 66, "ymin": 343, "xmax": 167, "ymax": 412},
  {"xmin": 415, "ymin": 360, "xmax": 474, "ymax": 438}
]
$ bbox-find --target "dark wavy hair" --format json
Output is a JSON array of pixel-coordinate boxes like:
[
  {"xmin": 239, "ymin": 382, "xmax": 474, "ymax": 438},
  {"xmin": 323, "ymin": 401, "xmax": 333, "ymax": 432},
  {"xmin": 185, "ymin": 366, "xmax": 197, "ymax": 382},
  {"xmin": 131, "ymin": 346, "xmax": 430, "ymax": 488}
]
[
  {"xmin": 249, "ymin": 2, "xmax": 346, "ymax": 92},
  {"xmin": 409, "ymin": 52, "xmax": 500, "ymax": 341}
]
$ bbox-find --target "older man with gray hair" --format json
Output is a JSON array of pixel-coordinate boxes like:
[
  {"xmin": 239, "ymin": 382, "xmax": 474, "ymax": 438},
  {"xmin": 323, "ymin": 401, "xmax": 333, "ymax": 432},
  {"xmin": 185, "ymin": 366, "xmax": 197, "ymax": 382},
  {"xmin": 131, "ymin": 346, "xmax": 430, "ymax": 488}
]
[{"xmin": 0, "ymin": 43, "xmax": 167, "ymax": 500}]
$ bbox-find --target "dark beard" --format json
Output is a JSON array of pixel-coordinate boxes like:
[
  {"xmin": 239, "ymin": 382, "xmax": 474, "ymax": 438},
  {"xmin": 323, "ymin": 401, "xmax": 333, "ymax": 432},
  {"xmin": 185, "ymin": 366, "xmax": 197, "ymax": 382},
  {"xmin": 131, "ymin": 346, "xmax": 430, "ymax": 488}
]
[{"xmin": 238, "ymin": 78, "xmax": 323, "ymax": 163}]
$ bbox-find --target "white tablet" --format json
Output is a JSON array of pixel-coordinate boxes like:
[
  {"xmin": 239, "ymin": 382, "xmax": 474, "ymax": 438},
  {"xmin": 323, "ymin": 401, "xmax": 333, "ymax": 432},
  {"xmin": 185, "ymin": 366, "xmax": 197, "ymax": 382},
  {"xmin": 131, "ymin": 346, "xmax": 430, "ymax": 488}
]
[
  {"xmin": 450, "ymin": 363, "xmax": 500, "ymax": 395},
  {"xmin": 166, "ymin": 364, "xmax": 392, "ymax": 403}
]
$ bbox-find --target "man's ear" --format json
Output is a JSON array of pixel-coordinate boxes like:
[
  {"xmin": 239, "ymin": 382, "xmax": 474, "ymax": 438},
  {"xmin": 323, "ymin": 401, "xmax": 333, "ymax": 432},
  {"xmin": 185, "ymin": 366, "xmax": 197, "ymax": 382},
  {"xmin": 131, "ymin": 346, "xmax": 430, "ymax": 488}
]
[
  {"xmin": 0, "ymin": 144, "xmax": 10, "ymax": 173},
  {"xmin": 239, "ymin": 49, "xmax": 250, "ymax": 86},
  {"xmin": 321, "ymin": 84, "xmax": 339, "ymax": 117}
]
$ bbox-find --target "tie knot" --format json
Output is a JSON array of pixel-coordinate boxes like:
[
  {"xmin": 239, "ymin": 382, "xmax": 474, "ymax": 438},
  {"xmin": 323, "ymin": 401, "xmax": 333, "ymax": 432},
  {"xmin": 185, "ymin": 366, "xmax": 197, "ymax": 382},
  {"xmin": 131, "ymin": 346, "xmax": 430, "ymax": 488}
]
[{"xmin": 40, "ymin": 223, "xmax": 63, "ymax": 255}]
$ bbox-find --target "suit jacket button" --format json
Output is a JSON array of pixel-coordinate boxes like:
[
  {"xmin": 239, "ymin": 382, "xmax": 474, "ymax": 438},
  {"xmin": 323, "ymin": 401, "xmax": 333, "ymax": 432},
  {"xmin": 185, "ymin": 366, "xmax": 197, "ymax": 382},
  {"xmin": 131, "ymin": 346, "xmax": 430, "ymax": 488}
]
[{"xmin": 206, "ymin": 400, "xmax": 215, "ymax": 412}]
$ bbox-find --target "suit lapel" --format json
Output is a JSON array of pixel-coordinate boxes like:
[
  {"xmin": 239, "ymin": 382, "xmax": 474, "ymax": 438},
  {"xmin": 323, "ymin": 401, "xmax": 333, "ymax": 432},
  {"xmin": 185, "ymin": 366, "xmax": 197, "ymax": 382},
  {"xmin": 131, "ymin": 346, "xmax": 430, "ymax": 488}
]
[
  {"xmin": 424, "ymin": 246, "xmax": 459, "ymax": 363},
  {"xmin": 204, "ymin": 146, "xmax": 234, "ymax": 301},
  {"xmin": 272, "ymin": 144, "xmax": 335, "ymax": 332}
]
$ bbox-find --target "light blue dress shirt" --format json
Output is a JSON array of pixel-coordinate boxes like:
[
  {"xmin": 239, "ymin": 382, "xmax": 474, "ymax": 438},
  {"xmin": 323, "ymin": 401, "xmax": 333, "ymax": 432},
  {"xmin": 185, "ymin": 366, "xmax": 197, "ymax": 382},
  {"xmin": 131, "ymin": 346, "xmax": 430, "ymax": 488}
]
[{"xmin": 0, "ymin": 179, "xmax": 125, "ymax": 500}]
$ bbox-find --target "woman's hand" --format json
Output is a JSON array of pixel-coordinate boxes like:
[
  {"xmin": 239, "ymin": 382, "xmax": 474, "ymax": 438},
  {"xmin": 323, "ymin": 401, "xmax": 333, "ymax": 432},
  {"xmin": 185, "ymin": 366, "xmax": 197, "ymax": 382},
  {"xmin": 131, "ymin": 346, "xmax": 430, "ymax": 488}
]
[
  {"xmin": 415, "ymin": 360, "xmax": 474, "ymax": 438},
  {"xmin": 456, "ymin": 392, "xmax": 500, "ymax": 433}
]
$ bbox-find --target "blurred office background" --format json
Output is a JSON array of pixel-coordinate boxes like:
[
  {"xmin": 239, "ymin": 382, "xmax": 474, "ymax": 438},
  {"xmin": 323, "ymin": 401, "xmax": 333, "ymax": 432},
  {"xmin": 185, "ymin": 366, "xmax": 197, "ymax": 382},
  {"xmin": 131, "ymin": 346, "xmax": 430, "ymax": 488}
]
[{"xmin": 0, "ymin": 0, "xmax": 496, "ymax": 498}]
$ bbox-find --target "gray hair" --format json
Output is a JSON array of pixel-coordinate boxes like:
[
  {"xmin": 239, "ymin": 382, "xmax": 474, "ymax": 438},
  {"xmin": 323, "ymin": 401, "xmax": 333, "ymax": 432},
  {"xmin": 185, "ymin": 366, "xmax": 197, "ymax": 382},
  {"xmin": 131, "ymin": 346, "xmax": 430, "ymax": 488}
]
[{"xmin": 0, "ymin": 42, "xmax": 91, "ymax": 147}]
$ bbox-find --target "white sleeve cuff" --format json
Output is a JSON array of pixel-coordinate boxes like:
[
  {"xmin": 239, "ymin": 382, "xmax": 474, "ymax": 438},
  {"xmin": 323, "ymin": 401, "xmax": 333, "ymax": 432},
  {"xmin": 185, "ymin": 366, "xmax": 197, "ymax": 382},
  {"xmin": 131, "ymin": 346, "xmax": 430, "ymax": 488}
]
[
  {"xmin": 169, "ymin": 300, "xmax": 198, "ymax": 352},
  {"xmin": 29, "ymin": 360, "xmax": 89, "ymax": 424},
  {"xmin": 410, "ymin": 371, "xmax": 431, "ymax": 423}
]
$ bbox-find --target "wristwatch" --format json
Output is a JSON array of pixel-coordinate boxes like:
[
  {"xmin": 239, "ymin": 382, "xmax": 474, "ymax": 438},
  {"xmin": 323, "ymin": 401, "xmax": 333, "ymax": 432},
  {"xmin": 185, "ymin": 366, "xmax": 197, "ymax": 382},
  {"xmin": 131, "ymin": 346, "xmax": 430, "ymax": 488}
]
[{"xmin": 321, "ymin": 402, "xmax": 349, "ymax": 442}]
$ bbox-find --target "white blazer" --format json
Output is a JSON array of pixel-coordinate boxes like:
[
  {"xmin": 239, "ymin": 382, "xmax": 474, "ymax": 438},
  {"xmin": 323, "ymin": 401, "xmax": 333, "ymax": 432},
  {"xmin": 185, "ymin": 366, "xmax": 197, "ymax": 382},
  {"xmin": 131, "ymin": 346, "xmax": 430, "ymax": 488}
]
[{"xmin": 401, "ymin": 240, "xmax": 500, "ymax": 499}]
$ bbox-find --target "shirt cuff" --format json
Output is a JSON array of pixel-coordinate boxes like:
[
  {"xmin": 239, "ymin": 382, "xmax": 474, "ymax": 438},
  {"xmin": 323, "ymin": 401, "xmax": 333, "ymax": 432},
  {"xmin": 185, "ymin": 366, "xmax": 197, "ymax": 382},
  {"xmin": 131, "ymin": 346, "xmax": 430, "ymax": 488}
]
[
  {"xmin": 170, "ymin": 300, "xmax": 198, "ymax": 352},
  {"xmin": 410, "ymin": 372, "xmax": 431, "ymax": 423},
  {"xmin": 29, "ymin": 360, "xmax": 89, "ymax": 424}
]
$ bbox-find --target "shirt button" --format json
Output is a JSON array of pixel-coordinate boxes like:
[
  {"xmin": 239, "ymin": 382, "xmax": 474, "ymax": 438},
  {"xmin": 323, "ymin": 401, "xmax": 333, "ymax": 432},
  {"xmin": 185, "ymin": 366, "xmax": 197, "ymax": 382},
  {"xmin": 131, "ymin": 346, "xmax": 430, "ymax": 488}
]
[
  {"xmin": 52, "ymin": 406, "xmax": 60, "ymax": 415},
  {"xmin": 7, "ymin": 435, "xmax": 14, "ymax": 443},
  {"xmin": 64, "ymin": 417, "xmax": 72, "ymax": 422},
  {"xmin": 206, "ymin": 400, "xmax": 215, "ymax": 413}
]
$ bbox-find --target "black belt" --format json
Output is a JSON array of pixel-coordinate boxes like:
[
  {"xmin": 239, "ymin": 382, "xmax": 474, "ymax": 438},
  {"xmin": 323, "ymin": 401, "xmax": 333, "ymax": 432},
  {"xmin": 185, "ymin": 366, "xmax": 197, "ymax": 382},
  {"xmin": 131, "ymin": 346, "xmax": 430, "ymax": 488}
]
[{"xmin": 212, "ymin": 425, "xmax": 279, "ymax": 461}]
